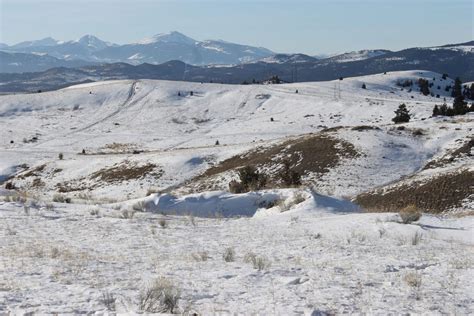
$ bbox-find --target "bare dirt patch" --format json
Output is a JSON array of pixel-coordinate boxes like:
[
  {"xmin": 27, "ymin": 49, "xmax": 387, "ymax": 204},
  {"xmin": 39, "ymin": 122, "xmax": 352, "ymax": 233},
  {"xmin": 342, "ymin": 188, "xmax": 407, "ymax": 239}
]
[
  {"xmin": 200, "ymin": 134, "xmax": 359, "ymax": 184},
  {"xmin": 423, "ymin": 137, "xmax": 473, "ymax": 170},
  {"xmin": 355, "ymin": 169, "xmax": 473, "ymax": 213},
  {"xmin": 90, "ymin": 161, "xmax": 163, "ymax": 183},
  {"xmin": 18, "ymin": 164, "xmax": 46, "ymax": 178}
]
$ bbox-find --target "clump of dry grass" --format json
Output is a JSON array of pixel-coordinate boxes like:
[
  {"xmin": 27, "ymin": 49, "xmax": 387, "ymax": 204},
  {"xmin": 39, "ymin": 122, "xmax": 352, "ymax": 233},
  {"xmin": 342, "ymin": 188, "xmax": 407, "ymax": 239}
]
[
  {"xmin": 121, "ymin": 209, "xmax": 135, "ymax": 219},
  {"xmin": 244, "ymin": 252, "xmax": 271, "ymax": 271},
  {"xmin": 100, "ymin": 291, "xmax": 116, "ymax": 311},
  {"xmin": 399, "ymin": 205, "xmax": 422, "ymax": 224},
  {"xmin": 187, "ymin": 214, "xmax": 196, "ymax": 226},
  {"xmin": 223, "ymin": 247, "xmax": 235, "ymax": 262},
  {"xmin": 404, "ymin": 271, "xmax": 422, "ymax": 287},
  {"xmin": 52, "ymin": 194, "xmax": 71, "ymax": 204},
  {"xmin": 411, "ymin": 231, "xmax": 423, "ymax": 245},
  {"xmin": 137, "ymin": 277, "xmax": 180, "ymax": 313},
  {"xmin": 132, "ymin": 201, "xmax": 146, "ymax": 212},
  {"xmin": 279, "ymin": 192, "xmax": 308, "ymax": 212},
  {"xmin": 192, "ymin": 251, "xmax": 209, "ymax": 262},
  {"xmin": 403, "ymin": 271, "xmax": 422, "ymax": 299},
  {"xmin": 159, "ymin": 218, "xmax": 167, "ymax": 228}
]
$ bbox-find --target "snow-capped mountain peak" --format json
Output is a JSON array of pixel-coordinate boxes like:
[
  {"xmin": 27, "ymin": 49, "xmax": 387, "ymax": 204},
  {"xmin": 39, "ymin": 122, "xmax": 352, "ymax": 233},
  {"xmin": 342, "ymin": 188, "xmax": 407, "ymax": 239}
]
[
  {"xmin": 136, "ymin": 31, "xmax": 197, "ymax": 45},
  {"xmin": 75, "ymin": 34, "xmax": 114, "ymax": 50},
  {"xmin": 11, "ymin": 37, "xmax": 60, "ymax": 49}
]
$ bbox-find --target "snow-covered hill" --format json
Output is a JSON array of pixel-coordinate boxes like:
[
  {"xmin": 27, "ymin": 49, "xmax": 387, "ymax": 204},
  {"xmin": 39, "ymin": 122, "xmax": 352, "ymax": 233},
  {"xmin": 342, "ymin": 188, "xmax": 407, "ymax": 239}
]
[
  {"xmin": 0, "ymin": 70, "xmax": 472, "ymax": 314},
  {"xmin": 0, "ymin": 70, "xmax": 471, "ymax": 204},
  {"xmin": 325, "ymin": 49, "xmax": 390, "ymax": 63}
]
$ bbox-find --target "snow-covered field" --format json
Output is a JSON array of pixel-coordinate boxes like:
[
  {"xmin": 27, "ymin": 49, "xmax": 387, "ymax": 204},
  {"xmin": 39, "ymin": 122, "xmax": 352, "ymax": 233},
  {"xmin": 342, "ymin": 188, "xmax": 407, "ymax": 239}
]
[
  {"xmin": 1, "ymin": 191, "xmax": 473, "ymax": 314},
  {"xmin": 0, "ymin": 70, "xmax": 473, "ymax": 314}
]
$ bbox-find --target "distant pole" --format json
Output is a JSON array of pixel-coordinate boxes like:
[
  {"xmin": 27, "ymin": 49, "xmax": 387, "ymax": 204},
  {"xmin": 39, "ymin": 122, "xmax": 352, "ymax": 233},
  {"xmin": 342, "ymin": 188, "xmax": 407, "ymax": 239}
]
[{"xmin": 182, "ymin": 63, "xmax": 187, "ymax": 81}]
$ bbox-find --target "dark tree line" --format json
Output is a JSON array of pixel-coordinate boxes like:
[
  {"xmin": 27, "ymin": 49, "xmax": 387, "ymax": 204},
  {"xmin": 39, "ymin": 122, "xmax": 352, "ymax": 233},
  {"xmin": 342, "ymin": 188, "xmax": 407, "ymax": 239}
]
[{"xmin": 433, "ymin": 78, "xmax": 473, "ymax": 116}]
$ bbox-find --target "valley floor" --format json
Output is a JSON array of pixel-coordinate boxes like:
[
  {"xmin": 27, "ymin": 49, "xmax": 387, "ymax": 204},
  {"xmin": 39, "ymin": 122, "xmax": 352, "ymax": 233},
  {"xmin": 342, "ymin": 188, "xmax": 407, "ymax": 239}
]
[{"xmin": 1, "ymin": 196, "xmax": 473, "ymax": 314}]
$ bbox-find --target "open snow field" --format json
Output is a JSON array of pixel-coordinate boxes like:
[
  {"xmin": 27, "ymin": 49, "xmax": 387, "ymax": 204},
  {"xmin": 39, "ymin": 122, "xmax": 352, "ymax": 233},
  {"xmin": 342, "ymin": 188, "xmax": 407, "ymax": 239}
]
[
  {"xmin": 1, "ymin": 191, "xmax": 473, "ymax": 314},
  {"xmin": 0, "ymin": 70, "xmax": 473, "ymax": 314}
]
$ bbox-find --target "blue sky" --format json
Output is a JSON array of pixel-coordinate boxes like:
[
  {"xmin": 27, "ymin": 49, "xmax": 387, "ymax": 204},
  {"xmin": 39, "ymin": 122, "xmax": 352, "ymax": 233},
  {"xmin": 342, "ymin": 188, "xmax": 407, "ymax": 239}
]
[{"xmin": 1, "ymin": 0, "xmax": 472, "ymax": 54}]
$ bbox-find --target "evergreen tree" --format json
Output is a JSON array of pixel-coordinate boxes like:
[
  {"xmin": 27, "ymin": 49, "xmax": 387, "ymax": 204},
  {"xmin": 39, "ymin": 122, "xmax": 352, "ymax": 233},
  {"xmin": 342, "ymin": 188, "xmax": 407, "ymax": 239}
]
[
  {"xmin": 452, "ymin": 78, "xmax": 467, "ymax": 115},
  {"xmin": 453, "ymin": 95, "xmax": 468, "ymax": 115},
  {"xmin": 392, "ymin": 103, "xmax": 411, "ymax": 123},
  {"xmin": 432, "ymin": 105, "xmax": 440, "ymax": 116},
  {"xmin": 439, "ymin": 102, "xmax": 448, "ymax": 116},
  {"xmin": 446, "ymin": 107, "xmax": 455, "ymax": 116},
  {"xmin": 452, "ymin": 77, "xmax": 463, "ymax": 98},
  {"xmin": 270, "ymin": 75, "xmax": 281, "ymax": 84},
  {"xmin": 361, "ymin": 83, "xmax": 366, "ymax": 89},
  {"xmin": 418, "ymin": 78, "xmax": 430, "ymax": 96}
]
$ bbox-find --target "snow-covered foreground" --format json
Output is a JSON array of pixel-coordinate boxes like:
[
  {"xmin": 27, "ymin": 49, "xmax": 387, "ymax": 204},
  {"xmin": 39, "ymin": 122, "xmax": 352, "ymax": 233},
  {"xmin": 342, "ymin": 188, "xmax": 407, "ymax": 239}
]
[{"xmin": 1, "ymin": 192, "xmax": 473, "ymax": 314}]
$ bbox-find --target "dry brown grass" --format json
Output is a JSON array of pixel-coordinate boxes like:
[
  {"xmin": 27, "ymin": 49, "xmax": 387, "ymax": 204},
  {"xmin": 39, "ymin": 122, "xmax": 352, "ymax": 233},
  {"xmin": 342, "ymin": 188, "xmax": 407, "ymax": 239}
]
[
  {"xmin": 423, "ymin": 137, "xmax": 473, "ymax": 170},
  {"xmin": 90, "ymin": 161, "xmax": 163, "ymax": 183},
  {"xmin": 137, "ymin": 277, "xmax": 181, "ymax": 313},
  {"xmin": 17, "ymin": 164, "xmax": 46, "ymax": 178},
  {"xmin": 355, "ymin": 169, "xmax": 473, "ymax": 214},
  {"xmin": 399, "ymin": 205, "xmax": 422, "ymax": 224},
  {"xmin": 198, "ymin": 133, "xmax": 358, "ymax": 187}
]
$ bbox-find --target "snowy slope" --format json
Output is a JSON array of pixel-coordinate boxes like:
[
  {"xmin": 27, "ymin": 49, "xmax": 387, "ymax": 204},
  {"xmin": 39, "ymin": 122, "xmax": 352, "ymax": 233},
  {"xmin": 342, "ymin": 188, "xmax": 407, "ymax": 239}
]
[
  {"xmin": 326, "ymin": 49, "xmax": 390, "ymax": 63},
  {"xmin": 0, "ymin": 70, "xmax": 471, "ymax": 202}
]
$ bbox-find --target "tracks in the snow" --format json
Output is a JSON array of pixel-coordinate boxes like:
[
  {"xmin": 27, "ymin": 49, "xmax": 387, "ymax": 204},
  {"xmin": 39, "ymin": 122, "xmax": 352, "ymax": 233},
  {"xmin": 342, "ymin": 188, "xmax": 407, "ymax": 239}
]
[{"xmin": 64, "ymin": 80, "xmax": 139, "ymax": 136}]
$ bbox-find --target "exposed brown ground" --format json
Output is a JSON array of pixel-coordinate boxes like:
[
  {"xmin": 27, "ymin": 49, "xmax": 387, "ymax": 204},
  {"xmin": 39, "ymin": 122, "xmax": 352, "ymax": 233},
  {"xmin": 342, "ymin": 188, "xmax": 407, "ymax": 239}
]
[
  {"xmin": 191, "ymin": 133, "xmax": 359, "ymax": 192},
  {"xmin": 423, "ymin": 137, "xmax": 473, "ymax": 170},
  {"xmin": 355, "ymin": 169, "xmax": 473, "ymax": 213},
  {"xmin": 56, "ymin": 161, "xmax": 163, "ymax": 193},
  {"xmin": 90, "ymin": 161, "xmax": 162, "ymax": 183}
]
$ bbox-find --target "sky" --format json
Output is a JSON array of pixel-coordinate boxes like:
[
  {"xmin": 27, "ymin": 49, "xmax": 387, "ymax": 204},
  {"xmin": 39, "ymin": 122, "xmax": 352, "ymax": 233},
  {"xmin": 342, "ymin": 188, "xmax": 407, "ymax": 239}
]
[{"xmin": 0, "ymin": 0, "xmax": 472, "ymax": 54}]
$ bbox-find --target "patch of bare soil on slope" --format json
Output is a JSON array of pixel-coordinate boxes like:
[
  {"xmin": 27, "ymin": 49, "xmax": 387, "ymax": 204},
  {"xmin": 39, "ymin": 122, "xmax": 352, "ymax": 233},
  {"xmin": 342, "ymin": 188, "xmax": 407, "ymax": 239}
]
[
  {"xmin": 57, "ymin": 161, "xmax": 164, "ymax": 193},
  {"xmin": 187, "ymin": 134, "xmax": 359, "ymax": 192},
  {"xmin": 355, "ymin": 169, "xmax": 473, "ymax": 214},
  {"xmin": 90, "ymin": 161, "xmax": 162, "ymax": 183},
  {"xmin": 423, "ymin": 137, "xmax": 473, "ymax": 170}
]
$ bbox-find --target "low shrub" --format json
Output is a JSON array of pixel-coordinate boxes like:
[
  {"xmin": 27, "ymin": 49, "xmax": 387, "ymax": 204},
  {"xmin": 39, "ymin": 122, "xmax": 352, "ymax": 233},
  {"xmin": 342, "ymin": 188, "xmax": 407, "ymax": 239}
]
[
  {"xmin": 137, "ymin": 277, "xmax": 180, "ymax": 313},
  {"xmin": 52, "ymin": 194, "xmax": 71, "ymax": 204},
  {"xmin": 121, "ymin": 209, "xmax": 135, "ymax": 219},
  {"xmin": 229, "ymin": 166, "xmax": 267, "ymax": 193},
  {"xmin": 399, "ymin": 205, "xmax": 422, "ymax": 224},
  {"xmin": 223, "ymin": 247, "xmax": 235, "ymax": 262},
  {"xmin": 244, "ymin": 252, "xmax": 271, "ymax": 271}
]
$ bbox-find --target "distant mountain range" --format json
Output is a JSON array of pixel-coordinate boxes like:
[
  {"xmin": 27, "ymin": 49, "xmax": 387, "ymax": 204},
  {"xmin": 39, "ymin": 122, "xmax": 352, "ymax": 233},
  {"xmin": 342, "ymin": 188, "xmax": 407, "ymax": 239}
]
[
  {"xmin": 0, "ymin": 35, "xmax": 472, "ymax": 92},
  {"xmin": 0, "ymin": 32, "xmax": 275, "ymax": 72}
]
